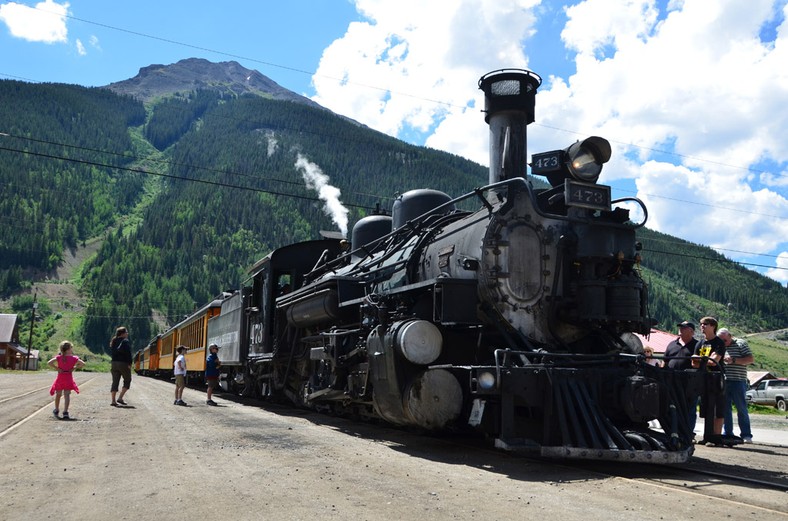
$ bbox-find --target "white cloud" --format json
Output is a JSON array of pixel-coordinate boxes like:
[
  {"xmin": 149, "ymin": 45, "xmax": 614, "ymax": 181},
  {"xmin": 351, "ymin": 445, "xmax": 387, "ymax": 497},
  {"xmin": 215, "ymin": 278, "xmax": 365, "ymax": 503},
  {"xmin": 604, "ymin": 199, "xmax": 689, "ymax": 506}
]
[
  {"xmin": 312, "ymin": 0, "xmax": 788, "ymax": 284},
  {"xmin": 765, "ymin": 252, "xmax": 788, "ymax": 286},
  {"xmin": 75, "ymin": 37, "xmax": 84, "ymax": 55},
  {"xmin": 550, "ymin": 0, "xmax": 788, "ymax": 281},
  {"xmin": 311, "ymin": 0, "xmax": 541, "ymax": 167},
  {"xmin": 0, "ymin": 0, "xmax": 69, "ymax": 43}
]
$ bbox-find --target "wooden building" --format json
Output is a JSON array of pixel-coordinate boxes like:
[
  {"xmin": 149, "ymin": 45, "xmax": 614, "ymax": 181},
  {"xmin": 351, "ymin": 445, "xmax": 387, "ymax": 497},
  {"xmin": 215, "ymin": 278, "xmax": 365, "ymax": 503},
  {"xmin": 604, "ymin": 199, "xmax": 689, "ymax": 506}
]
[{"xmin": 0, "ymin": 314, "xmax": 36, "ymax": 370}]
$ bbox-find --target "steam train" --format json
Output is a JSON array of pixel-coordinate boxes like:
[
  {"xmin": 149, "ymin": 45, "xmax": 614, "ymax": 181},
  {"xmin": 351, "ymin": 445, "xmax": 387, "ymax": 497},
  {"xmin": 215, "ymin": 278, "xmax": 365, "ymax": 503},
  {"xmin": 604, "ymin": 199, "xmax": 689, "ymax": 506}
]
[{"xmin": 137, "ymin": 69, "xmax": 708, "ymax": 463}]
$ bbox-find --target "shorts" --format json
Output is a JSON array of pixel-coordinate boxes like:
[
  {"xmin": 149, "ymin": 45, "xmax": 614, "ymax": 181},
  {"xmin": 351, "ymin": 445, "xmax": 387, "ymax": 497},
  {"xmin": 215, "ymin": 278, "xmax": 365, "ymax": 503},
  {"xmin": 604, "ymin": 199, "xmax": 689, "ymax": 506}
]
[
  {"xmin": 206, "ymin": 376, "xmax": 219, "ymax": 389},
  {"xmin": 175, "ymin": 374, "xmax": 186, "ymax": 387},
  {"xmin": 110, "ymin": 361, "xmax": 132, "ymax": 392}
]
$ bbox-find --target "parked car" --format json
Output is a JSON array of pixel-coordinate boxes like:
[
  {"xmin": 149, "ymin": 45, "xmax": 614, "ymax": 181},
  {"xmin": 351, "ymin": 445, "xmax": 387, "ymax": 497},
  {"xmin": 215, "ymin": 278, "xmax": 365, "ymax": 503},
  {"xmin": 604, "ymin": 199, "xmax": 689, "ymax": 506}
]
[{"xmin": 746, "ymin": 379, "xmax": 788, "ymax": 411}]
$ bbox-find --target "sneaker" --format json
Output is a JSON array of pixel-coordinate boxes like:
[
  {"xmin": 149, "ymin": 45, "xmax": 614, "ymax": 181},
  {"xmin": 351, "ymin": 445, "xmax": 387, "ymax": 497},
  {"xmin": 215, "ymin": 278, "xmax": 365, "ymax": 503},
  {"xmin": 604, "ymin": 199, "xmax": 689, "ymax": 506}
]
[
  {"xmin": 206, "ymin": 400, "xmax": 217, "ymax": 406},
  {"xmin": 52, "ymin": 409, "xmax": 59, "ymax": 418},
  {"xmin": 117, "ymin": 399, "xmax": 127, "ymax": 405},
  {"xmin": 177, "ymin": 400, "xmax": 188, "ymax": 406},
  {"xmin": 743, "ymin": 437, "xmax": 753, "ymax": 444},
  {"xmin": 61, "ymin": 412, "xmax": 70, "ymax": 420}
]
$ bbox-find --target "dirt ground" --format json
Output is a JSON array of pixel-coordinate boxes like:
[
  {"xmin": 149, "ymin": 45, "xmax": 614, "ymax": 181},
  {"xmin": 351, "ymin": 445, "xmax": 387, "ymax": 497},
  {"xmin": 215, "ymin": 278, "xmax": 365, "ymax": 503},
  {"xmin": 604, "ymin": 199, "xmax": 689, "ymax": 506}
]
[{"xmin": 1, "ymin": 371, "xmax": 787, "ymax": 521}]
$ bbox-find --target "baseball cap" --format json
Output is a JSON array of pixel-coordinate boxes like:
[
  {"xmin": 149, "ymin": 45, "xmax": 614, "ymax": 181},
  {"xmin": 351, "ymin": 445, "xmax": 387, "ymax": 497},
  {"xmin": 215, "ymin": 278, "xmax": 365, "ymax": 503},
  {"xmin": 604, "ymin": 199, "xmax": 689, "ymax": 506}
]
[{"xmin": 677, "ymin": 321, "xmax": 695, "ymax": 330}]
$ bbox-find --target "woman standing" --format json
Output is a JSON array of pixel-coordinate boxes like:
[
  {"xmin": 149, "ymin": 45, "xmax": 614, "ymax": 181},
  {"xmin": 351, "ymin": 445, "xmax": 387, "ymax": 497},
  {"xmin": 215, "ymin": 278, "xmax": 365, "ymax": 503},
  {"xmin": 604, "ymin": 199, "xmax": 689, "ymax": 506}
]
[{"xmin": 109, "ymin": 326, "xmax": 132, "ymax": 406}]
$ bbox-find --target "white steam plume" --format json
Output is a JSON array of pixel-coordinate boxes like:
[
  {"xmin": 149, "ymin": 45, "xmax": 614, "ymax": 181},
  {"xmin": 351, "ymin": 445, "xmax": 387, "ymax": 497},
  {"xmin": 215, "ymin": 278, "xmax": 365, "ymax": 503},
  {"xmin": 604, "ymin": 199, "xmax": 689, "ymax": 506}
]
[{"xmin": 295, "ymin": 153, "xmax": 349, "ymax": 236}]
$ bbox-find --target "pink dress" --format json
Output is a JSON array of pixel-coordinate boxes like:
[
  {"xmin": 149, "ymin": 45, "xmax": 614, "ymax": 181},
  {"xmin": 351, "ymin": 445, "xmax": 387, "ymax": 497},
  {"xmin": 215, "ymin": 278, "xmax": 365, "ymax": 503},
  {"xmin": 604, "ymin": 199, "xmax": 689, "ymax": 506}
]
[{"xmin": 49, "ymin": 355, "xmax": 81, "ymax": 395}]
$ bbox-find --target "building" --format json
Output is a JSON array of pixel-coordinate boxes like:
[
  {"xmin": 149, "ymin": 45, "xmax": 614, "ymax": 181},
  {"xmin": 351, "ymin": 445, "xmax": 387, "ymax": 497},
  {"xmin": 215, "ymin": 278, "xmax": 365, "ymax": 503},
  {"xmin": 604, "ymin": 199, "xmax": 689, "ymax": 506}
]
[
  {"xmin": 634, "ymin": 328, "xmax": 677, "ymax": 356},
  {"xmin": 0, "ymin": 314, "xmax": 37, "ymax": 370},
  {"xmin": 747, "ymin": 371, "xmax": 780, "ymax": 388}
]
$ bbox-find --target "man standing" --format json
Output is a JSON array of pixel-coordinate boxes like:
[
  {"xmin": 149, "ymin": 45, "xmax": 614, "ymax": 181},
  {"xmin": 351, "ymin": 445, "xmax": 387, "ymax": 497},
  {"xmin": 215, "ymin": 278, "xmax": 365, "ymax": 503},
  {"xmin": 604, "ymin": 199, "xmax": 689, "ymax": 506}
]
[
  {"xmin": 664, "ymin": 321, "xmax": 697, "ymax": 370},
  {"xmin": 692, "ymin": 316, "xmax": 726, "ymax": 444},
  {"xmin": 664, "ymin": 321, "xmax": 699, "ymax": 433},
  {"xmin": 205, "ymin": 343, "xmax": 222, "ymax": 406},
  {"xmin": 719, "ymin": 328, "xmax": 754, "ymax": 443}
]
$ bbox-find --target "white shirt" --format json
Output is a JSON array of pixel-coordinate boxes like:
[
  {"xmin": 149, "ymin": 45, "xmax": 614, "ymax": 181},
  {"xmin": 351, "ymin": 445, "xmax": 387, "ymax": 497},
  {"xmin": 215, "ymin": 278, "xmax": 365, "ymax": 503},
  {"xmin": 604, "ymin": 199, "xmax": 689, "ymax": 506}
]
[{"xmin": 174, "ymin": 354, "xmax": 187, "ymax": 375}]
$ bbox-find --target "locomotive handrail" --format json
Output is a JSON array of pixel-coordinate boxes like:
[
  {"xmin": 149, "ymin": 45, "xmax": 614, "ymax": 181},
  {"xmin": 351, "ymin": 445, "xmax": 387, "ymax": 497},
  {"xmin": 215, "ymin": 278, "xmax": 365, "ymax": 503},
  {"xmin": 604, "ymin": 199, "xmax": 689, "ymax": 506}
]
[
  {"xmin": 611, "ymin": 196, "xmax": 648, "ymax": 227},
  {"xmin": 516, "ymin": 177, "xmax": 648, "ymax": 229},
  {"xmin": 320, "ymin": 179, "xmax": 516, "ymax": 279},
  {"xmin": 492, "ymin": 348, "xmax": 644, "ymax": 380}
]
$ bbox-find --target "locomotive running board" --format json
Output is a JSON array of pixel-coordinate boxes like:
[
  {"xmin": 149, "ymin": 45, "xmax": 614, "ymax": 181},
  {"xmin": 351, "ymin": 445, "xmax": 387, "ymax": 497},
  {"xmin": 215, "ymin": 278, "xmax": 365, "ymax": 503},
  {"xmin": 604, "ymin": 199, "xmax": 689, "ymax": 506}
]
[{"xmin": 494, "ymin": 438, "xmax": 692, "ymax": 464}]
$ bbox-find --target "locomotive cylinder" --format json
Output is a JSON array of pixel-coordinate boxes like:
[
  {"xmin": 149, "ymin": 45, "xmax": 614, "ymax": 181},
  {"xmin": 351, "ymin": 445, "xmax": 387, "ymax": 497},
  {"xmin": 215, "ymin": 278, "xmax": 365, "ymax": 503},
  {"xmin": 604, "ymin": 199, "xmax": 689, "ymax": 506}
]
[{"xmin": 284, "ymin": 289, "xmax": 341, "ymax": 328}]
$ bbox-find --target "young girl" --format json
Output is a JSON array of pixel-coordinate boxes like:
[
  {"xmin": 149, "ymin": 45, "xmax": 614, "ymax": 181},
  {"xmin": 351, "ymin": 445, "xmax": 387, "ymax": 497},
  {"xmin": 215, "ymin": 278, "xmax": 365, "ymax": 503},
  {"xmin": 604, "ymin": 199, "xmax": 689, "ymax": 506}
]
[
  {"xmin": 48, "ymin": 341, "xmax": 85, "ymax": 420},
  {"xmin": 644, "ymin": 346, "xmax": 663, "ymax": 367}
]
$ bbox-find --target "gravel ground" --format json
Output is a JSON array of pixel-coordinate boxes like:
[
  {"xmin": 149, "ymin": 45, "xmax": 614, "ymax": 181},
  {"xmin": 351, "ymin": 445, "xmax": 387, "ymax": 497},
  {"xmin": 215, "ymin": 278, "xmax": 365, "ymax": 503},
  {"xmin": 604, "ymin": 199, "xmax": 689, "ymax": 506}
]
[{"xmin": 1, "ymin": 372, "xmax": 786, "ymax": 521}]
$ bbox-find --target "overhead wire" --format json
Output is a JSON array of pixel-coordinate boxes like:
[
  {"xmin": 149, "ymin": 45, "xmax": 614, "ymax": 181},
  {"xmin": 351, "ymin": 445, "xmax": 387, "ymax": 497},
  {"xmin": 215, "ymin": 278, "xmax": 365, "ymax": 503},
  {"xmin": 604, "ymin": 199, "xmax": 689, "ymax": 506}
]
[
  {"xmin": 14, "ymin": 6, "xmax": 787, "ymax": 184},
  {"xmin": 0, "ymin": 130, "xmax": 394, "ymax": 206},
  {"xmin": 0, "ymin": 143, "xmax": 377, "ymax": 211},
  {"xmin": 1, "ymin": 129, "xmax": 784, "ymax": 271},
  {"xmin": 0, "ymin": 9, "xmax": 785, "ymax": 276}
]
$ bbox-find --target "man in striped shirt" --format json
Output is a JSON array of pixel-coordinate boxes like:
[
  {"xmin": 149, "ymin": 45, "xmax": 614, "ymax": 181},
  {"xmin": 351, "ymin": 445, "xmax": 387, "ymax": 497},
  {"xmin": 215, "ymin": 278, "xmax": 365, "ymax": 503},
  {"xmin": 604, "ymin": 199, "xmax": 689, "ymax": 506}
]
[{"xmin": 720, "ymin": 328, "xmax": 754, "ymax": 443}]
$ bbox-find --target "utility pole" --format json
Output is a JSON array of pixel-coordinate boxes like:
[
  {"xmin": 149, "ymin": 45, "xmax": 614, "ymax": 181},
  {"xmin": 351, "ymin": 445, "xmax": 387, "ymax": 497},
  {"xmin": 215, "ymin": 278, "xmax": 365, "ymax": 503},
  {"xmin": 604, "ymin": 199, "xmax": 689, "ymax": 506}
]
[{"xmin": 25, "ymin": 290, "xmax": 37, "ymax": 371}]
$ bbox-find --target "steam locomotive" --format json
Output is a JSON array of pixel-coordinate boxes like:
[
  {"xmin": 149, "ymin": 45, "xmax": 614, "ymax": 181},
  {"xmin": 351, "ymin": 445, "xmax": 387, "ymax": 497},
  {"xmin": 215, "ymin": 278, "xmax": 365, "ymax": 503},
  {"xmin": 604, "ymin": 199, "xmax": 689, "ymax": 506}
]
[{"xmin": 139, "ymin": 69, "xmax": 707, "ymax": 463}]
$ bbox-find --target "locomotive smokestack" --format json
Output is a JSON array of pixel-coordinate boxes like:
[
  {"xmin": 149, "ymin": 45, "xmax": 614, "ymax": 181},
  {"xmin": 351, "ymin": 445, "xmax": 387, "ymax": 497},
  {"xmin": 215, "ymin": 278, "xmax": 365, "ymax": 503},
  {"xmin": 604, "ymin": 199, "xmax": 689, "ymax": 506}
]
[{"xmin": 478, "ymin": 69, "xmax": 541, "ymax": 184}]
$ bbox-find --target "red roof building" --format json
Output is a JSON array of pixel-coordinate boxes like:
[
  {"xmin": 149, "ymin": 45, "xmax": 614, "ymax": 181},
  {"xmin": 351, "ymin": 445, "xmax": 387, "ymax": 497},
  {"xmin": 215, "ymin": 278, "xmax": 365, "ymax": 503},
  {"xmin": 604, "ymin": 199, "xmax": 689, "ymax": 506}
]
[{"xmin": 634, "ymin": 328, "xmax": 677, "ymax": 356}]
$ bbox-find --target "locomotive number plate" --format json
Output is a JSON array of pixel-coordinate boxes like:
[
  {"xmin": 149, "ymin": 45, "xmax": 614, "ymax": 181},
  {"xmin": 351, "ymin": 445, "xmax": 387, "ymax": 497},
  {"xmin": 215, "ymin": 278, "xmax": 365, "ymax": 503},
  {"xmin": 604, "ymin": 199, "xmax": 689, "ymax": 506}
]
[{"xmin": 564, "ymin": 179, "xmax": 611, "ymax": 211}]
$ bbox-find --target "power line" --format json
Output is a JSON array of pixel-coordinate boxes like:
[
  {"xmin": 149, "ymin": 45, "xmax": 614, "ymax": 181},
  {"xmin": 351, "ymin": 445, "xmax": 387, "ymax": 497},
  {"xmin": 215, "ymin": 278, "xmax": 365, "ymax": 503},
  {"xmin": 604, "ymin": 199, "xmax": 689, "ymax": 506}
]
[
  {"xmin": 1, "ymin": 149, "xmax": 785, "ymax": 272},
  {"xmin": 535, "ymin": 122, "xmax": 788, "ymax": 181},
  {"xmin": 22, "ymin": 5, "xmax": 787, "ymax": 184},
  {"xmin": 0, "ymin": 130, "xmax": 393, "ymax": 204},
  {"xmin": 0, "ymin": 144, "xmax": 377, "ymax": 211},
  {"xmin": 640, "ymin": 248, "xmax": 787, "ymax": 272},
  {"xmin": 642, "ymin": 235, "xmax": 783, "ymax": 260}
]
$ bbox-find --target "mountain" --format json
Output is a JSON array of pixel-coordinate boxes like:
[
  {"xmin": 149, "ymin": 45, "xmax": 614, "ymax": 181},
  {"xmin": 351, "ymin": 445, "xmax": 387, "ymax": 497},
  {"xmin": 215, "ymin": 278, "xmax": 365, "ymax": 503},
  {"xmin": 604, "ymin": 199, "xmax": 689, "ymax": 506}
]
[
  {"xmin": 1, "ymin": 59, "xmax": 786, "ymax": 362},
  {"xmin": 105, "ymin": 57, "xmax": 323, "ymax": 108}
]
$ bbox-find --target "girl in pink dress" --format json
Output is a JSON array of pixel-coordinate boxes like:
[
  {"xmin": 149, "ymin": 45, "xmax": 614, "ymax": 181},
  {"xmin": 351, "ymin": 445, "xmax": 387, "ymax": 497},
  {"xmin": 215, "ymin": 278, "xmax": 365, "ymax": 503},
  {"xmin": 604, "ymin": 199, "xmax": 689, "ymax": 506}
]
[{"xmin": 48, "ymin": 341, "xmax": 85, "ymax": 420}]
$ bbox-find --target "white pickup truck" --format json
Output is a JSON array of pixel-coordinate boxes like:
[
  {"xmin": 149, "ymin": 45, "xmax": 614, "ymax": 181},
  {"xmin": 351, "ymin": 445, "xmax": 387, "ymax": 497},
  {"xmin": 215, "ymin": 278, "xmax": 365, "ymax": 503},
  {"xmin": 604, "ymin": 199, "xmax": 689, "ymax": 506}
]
[{"xmin": 746, "ymin": 379, "xmax": 788, "ymax": 411}]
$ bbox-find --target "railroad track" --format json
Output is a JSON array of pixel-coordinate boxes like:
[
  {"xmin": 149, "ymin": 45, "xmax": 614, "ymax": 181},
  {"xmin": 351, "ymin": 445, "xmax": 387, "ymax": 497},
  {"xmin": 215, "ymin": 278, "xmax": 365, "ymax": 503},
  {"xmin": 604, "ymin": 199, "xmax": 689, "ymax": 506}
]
[
  {"xmin": 139, "ymin": 374, "xmax": 788, "ymax": 513},
  {"xmin": 0, "ymin": 374, "xmax": 99, "ymax": 437}
]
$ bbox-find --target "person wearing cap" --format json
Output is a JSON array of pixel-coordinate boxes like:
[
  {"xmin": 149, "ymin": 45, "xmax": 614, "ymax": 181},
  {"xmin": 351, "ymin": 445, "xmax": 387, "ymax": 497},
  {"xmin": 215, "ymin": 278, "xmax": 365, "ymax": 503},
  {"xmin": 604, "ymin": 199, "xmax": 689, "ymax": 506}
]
[
  {"xmin": 205, "ymin": 343, "xmax": 222, "ymax": 406},
  {"xmin": 664, "ymin": 321, "xmax": 697, "ymax": 370},
  {"xmin": 692, "ymin": 316, "xmax": 726, "ymax": 445},
  {"xmin": 174, "ymin": 346, "xmax": 188, "ymax": 406},
  {"xmin": 664, "ymin": 321, "xmax": 700, "ymax": 433},
  {"xmin": 719, "ymin": 328, "xmax": 754, "ymax": 443}
]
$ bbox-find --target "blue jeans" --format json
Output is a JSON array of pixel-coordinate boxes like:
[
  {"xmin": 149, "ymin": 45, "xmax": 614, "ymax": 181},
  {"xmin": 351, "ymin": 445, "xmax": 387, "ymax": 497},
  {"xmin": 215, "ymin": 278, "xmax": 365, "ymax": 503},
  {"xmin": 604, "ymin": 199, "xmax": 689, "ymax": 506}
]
[
  {"xmin": 723, "ymin": 379, "xmax": 752, "ymax": 439},
  {"xmin": 688, "ymin": 395, "xmax": 699, "ymax": 433}
]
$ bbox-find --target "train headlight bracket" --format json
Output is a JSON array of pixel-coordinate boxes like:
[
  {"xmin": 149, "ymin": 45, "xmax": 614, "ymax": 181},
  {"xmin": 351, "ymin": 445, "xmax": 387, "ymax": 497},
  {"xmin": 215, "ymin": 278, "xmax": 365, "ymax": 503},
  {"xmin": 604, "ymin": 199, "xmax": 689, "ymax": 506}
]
[{"xmin": 530, "ymin": 136, "xmax": 612, "ymax": 187}]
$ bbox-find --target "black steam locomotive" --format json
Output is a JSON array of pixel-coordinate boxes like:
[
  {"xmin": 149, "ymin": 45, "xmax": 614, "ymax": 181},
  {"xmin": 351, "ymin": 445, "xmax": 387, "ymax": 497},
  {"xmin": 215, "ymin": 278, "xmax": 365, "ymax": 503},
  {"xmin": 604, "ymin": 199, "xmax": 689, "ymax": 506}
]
[{"xmin": 161, "ymin": 69, "xmax": 706, "ymax": 463}]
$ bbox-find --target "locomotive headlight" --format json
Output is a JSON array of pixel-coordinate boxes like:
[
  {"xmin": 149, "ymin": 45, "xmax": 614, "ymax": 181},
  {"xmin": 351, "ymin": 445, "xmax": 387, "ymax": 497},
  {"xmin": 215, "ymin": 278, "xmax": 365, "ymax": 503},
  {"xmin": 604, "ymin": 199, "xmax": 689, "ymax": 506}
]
[
  {"xmin": 477, "ymin": 371, "xmax": 497, "ymax": 390},
  {"xmin": 531, "ymin": 136, "xmax": 612, "ymax": 187},
  {"xmin": 565, "ymin": 136, "xmax": 611, "ymax": 183}
]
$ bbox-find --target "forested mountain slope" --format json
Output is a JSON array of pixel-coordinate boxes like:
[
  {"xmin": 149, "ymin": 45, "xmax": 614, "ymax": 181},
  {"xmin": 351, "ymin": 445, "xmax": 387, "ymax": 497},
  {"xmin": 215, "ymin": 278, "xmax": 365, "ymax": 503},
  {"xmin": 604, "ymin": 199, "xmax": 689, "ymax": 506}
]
[
  {"xmin": 637, "ymin": 227, "xmax": 787, "ymax": 332},
  {"xmin": 0, "ymin": 80, "xmax": 146, "ymax": 289},
  {"xmin": 1, "ymin": 60, "xmax": 785, "ymax": 354}
]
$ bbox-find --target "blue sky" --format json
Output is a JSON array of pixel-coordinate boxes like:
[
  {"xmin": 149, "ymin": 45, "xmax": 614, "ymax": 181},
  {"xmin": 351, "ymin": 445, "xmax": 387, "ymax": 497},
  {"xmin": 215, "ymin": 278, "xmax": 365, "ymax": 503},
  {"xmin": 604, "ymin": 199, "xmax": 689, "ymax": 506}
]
[{"xmin": 1, "ymin": 0, "xmax": 787, "ymax": 290}]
